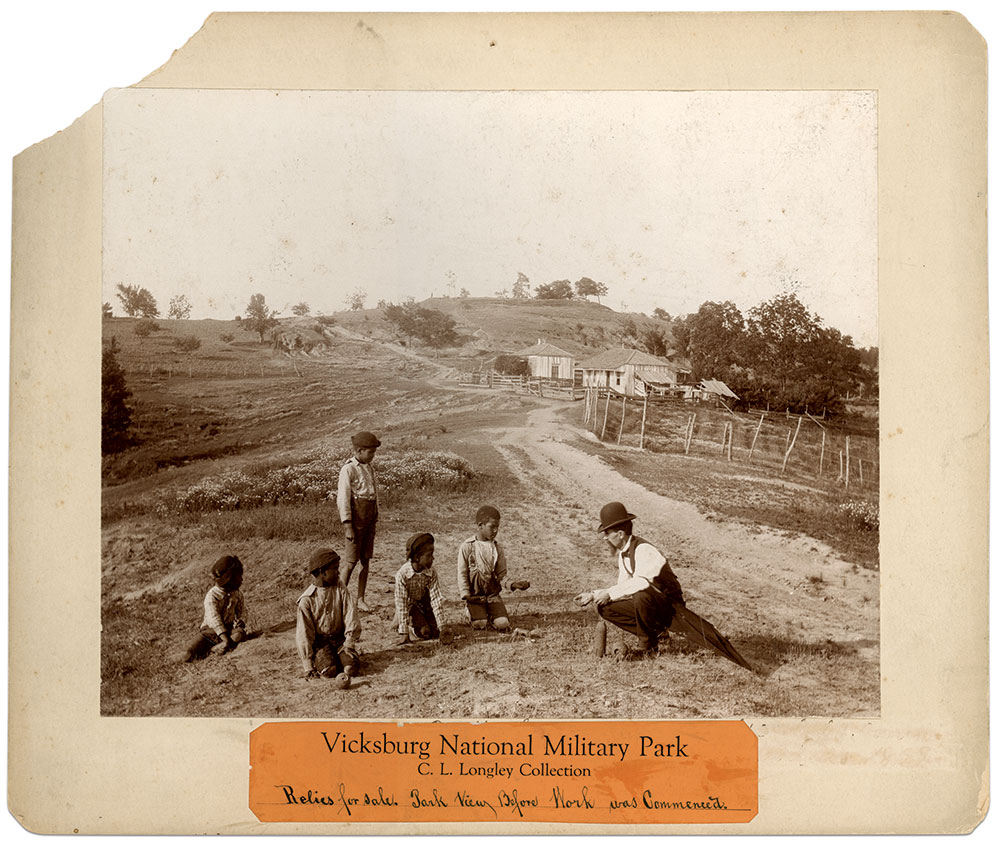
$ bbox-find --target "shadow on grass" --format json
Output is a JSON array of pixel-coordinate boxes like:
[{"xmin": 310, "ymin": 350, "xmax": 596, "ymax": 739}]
[{"xmin": 727, "ymin": 633, "xmax": 866, "ymax": 677}]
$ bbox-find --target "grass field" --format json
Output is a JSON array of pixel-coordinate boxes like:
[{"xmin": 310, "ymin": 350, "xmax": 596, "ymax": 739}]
[{"xmin": 101, "ymin": 312, "xmax": 879, "ymax": 718}]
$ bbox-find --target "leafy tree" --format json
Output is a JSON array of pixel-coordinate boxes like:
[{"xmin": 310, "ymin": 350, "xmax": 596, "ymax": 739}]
[
  {"xmin": 102, "ymin": 337, "xmax": 133, "ymax": 455},
  {"xmin": 617, "ymin": 316, "xmax": 640, "ymax": 347},
  {"xmin": 671, "ymin": 316, "xmax": 691, "ymax": 357},
  {"xmin": 687, "ymin": 300, "xmax": 747, "ymax": 380},
  {"xmin": 116, "ymin": 284, "xmax": 159, "ymax": 318},
  {"xmin": 383, "ymin": 301, "xmax": 461, "ymax": 348},
  {"xmin": 292, "ymin": 301, "xmax": 311, "ymax": 316},
  {"xmin": 641, "ymin": 327, "xmax": 669, "ymax": 358},
  {"xmin": 168, "ymin": 294, "xmax": 193, "ymax": 319},
  {"xmin": 512, "ymin": 272, "xmax": 531, "ymax": 299},
  {"xmin": 652, "ymin": 307, "xmax": 671, "ymax": 321},
  {"xmin": 534, "ymin": 279, "xmax": 574, "ymax": 300},
  {"xmin": 494, "ymin": 288, "xmax": 510, "ymax": 300},
  {"xmin": 243, "ymin": 293, "xmax": 280, "ymax": 343},
  {"xmin": 574, "ymin": 277, "xmax": 608, "ymax": 303},
  {"xmin": 493, "ymin": 354, "xmax": 529, "ymax": 377},
  {"xmin": 102, "ymin": 302, "xmax": 113, "ymax": 320},
  {"xmin": 459, "ymin": 288, "xmax": 470, "ymax": 298},
  {"xmin": 345, "ymin": 288, "xmax": 368, "ymax": 311}
]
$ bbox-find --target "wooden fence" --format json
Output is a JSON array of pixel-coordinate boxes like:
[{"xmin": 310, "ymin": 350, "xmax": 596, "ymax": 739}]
[
  {"xmin": 456, "ymin": 372, "xmax": 581, "ymax": 401},
  {"xmin": 582, "ymin": 387, "xmax": 878, "ymax": 490}
]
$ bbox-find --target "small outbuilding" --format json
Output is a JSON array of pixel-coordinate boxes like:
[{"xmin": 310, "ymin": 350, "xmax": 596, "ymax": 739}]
[{"xmin": 514, "ymin": 340, "xmax": 576, "ymax": 381}]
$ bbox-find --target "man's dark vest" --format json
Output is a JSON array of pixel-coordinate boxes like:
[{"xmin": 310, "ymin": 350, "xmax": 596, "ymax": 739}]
[{"xmin": 623, "ymin": 535, "xmax": 684, "ymax": 601}]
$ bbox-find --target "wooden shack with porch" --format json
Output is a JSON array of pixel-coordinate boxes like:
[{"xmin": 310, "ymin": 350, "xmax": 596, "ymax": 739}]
[{"xmin": 577, "ymin": 348, "xmax": 679, "ymax": 397}]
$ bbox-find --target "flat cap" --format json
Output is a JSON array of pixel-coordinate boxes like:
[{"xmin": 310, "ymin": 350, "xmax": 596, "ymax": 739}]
[
  {"xmin": 308, "ymin": 547, "xmax": 341, "ymax": 574},
  {"xmin": 351, "ymin": 431, "xmax": 381, "ymax": 448},
  {"xmin": 405, "ymin": 532, "xmax": 435, "ymax": 560}
]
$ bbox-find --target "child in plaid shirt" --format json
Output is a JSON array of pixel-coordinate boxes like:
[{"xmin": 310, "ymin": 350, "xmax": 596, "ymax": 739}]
[
  {"xmin": 457, "ymin": 505, "xmax": 511, "ymax": 631},
  {"xmin": 183, "ymin": 555, "xmax": 248, "ymax": 662},
  {"xmin": 393, "ymin": 533, "xmax": 445, "ymax": 644}
]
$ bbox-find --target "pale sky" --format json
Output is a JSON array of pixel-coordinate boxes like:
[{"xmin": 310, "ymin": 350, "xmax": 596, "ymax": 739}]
[{"xmin": 103, "ymin": 88, "xmax": 877, "ymax": 346}]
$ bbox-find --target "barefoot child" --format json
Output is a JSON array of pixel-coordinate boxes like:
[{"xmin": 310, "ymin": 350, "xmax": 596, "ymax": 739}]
[
  {"xmin": 337, "ymin": 431, "xmax": 381, "ymax": 612},
  {"xmin": 457, "ymin": 505, "xmax": 511, "ymax": 631},
  {"xmin": 183, "ymin": 555, "xmax": 248, "ymax": 662},
  {"xmin": 394, "ymin": 532, "xmax": 446, "ymax": 644},
  {"xmin": 296, "ymin": 547, "xmax": 361, "ymax": 683}
]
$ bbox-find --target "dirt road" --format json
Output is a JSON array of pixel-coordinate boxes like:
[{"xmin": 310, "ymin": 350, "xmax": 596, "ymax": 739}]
[{"xmin": 488, "ymin": 403, "xmax": 879, "ymax": 665}]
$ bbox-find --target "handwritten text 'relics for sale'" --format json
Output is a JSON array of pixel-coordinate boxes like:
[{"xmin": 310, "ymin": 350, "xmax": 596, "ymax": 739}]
[
  {"xmin": 319, "ymin": 731, "xmax": 689, "ymax": 762},
  {"xmin": 275, "ymin": 783, "xmax": 733, "ymax": 819}
]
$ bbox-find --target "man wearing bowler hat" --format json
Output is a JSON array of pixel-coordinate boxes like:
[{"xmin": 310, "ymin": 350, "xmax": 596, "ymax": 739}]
[{"xmin": 575, "ymin": 501, "xmax": 685, "ymax": 659}]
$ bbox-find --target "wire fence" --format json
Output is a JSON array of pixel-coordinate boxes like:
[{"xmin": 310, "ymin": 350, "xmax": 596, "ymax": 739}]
[
  {"xmin": 125, "ymin": 359, "xmax": 312, "ymax": 381},
  {"xmin": 583, "ymin": 387, "xmax": 878, "ymax": 491}
]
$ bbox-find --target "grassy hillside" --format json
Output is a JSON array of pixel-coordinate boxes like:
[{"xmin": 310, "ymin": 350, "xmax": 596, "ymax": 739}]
[{"xmin": 334, "ymin": 296, "xmax": 678, "ymax": 363}]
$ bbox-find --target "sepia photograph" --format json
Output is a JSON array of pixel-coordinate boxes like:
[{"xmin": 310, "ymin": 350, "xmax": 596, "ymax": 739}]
[{"xmin": 100, "ymin": 87, "xmax": 879, "ymax": 720}]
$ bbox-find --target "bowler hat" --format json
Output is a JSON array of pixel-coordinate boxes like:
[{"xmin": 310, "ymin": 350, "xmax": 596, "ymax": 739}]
[
  {"xmin": 405, "ymin": 532, "xmax": 435, "ymax": 560},
  {"xmin": 351, "ymin": 431, "xmax": 381, "ymax": 448},
  {"xmin": 598, "ymin": 502, "xmax": 636, "ymax": 533},
  {"xmin": 308, "ymin": 547, "xmax": 341, "ymax": 575}
]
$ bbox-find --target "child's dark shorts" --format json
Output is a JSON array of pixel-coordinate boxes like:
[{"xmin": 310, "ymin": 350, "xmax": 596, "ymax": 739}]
[{"xmin": 345, "ymin": 498, "xmax": 378, "ymax": 563}]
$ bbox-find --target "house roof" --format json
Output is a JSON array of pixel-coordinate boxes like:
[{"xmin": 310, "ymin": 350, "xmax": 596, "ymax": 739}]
[
  {"xmin": 514, "ymin": 340, "xmax": 575, "ymax": 358},
  {"xmin": 577, "ymin": 347, "xmax": 676, "ymax": 371},
  {"xmin": 699, "ymin": 379, "xmax": 739, "ymax": 400}
]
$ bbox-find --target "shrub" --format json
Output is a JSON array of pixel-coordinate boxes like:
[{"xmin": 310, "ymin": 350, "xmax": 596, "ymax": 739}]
[
  {"xmin": 102, "ymin": 337, "xmax": 133, "ymax": 454},
  {"xmin": 170, "ymin": 447, "xmax": 476, "ymax": 513},
  {"xmin": 133, "ymin": 318, "xmax": 160, "ymax": 337},
  {"xmin": 220, "ymin": 333, "xmax": 234, "ymax": 342},
  {"xmin": 173, "ymin": 335, "xmax": 202, "ymax": 352},
  {"xmin": 317, "ymin": 315, "xmax": 338, "ymax": 327},
  {"xmin": 839, "ymin": 499, "xmax": 879, "ymax": 531}
]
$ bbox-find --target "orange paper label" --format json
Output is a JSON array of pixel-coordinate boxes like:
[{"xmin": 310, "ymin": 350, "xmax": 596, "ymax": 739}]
[{"xmin": 249, "ymin": 720, "xmax": 757, "ymax": 825}]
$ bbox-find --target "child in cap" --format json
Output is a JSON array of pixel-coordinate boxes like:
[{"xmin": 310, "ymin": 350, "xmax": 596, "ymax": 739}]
[
  {"xmin": 394, "ymin": 532, "xmax": 445, "ymax": 645},
  {"xmin": 337, "ymin": 430, "xmax": 381, "ymax": 613},
  {"xmin": 457, "ymin": 505, "xmax": 511, "ymax": 631},
  {"xmin": 296, "ymin": 547, "xmax": 361, "ymax": 683},
  {"xmin": 182, "ymin": 555, "xmax": 248, "ymax": 662}
]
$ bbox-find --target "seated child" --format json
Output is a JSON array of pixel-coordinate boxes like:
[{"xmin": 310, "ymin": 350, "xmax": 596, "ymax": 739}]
[
  {"xmin": 394, "ymin": 532, "xmax": 445, "ymax": 644},
  {"xmin": 457, "ymin": 505, "xmax": 510, "ymax": 631},
  {"xmin": 296, "ymin": 547, "xmax": 361, "ymax": 683},
  {"xmin": 183, "ymin": 555, "xmax": 248, "ymax": 662}
]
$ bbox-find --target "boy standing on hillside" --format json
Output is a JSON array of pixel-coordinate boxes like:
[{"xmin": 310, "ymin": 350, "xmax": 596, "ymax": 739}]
[
  {"xmin": 296, "ymin": 547, "xmax": 361, "ymax": 684},
  {"xmin": 394, "ymin": 532, "xmax": 446, "ymax": 644},
  {"xmin": 337, "ymin": 430, "xmax": 380, "ymax": 612},
  {"xmin": 183, "ymin": 555, "xmax": 248, "ymax": 662},
  {"xmin": 457, "ymin": 505, "xmax": 511, "ymax": 631}
]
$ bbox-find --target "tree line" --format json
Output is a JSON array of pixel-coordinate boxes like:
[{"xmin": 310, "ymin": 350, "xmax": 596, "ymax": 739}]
[{"xmin": 668, "ymin": 294, "xmax": 876, "ymax": 415}]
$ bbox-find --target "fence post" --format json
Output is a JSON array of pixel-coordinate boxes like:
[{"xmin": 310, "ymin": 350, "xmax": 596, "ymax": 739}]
[
  {"xmin": 727, "ymin": 422, "xmax": 733, "ymax": 462},
  {"xmin": 782, "ymin": 417, "xmax": 803, "ymax": 473},
  {"xmin": 684, "ymin": 412, "xmax": 695, "ymax": 455},
  {"xmin": 845, "ymin": 436, "xmax": 851, "ymax": 489},
  {"xmin": 617, "ymin": 395, "xmax": 626, "ymax": 444},
  {"xmin": 819, "ymin": 430, "xmax": 826, "ymax": 476},
  {"xmin": 639, "ymin": 394, "xmax": 648, "ymax": 450},
  {"xmin": 859, "ymin": 458, "xmax": 864, "ymax": 485},
  {"xmin": 748, "ymin": 413, "xmax": 765, "ymax": 461},
  {"xmin": 601, "ymin": 390, "xmax": 611, "ymax": 440}
]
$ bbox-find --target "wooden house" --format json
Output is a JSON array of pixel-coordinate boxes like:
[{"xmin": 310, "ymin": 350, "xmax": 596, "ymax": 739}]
[
  {"xmin": 514, "ymin": 340, "xmax": 576, "ymax": 381},
  {"xmin": 577, "ymin": 348, "xmax": 679, "ymax": 397}
]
